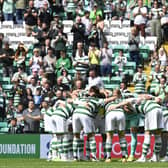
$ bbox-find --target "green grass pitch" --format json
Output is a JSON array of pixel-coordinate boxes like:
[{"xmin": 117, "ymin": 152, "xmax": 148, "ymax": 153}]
[{"xmin": 0, "ymin": 158, "xmax": 168, "ymax": 168}]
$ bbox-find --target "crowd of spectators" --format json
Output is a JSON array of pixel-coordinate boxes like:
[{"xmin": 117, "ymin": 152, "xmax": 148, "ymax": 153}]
[{"xmin": 0, "ymin": 0, "xmax": 168, "ymax": 134}]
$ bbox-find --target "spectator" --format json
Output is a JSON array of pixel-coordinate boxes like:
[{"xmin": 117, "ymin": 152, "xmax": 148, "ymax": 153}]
[
  {"xmin": 27, "ymin": 77, "xmax": 38, "ymax": 96},
  {"xmin": 33, "ymin": 87, "xmax": 42, "ymax": 108},
  {"xmin": 60, "ymin": 68, "xmax": 72, "ymax": 90},
  {"xmin": 150, "ymin": 50, "xmax": 160, "ymax": 70},
  {"xmin": 88, "ymin": 42, "xmax": 101, "ymax": 75},
  {"xmin": 112, "ymin": 0, "xmax": 127, "ymax": 20},
  {"xmin": 89, "ymin": 3, "xmax": 103, "ymax": 24},
  {"xmin": 50, "ymin": 0, "xmax": 64, "ymax": 16},
  {"xmin": 133, "ymin": 64, "xmax": 147, "ymax": 94},
  {"xmin": 43, "ymin": 47, "xmax": 56, "ymax": 85},
  {"xmin": 71, "ymin": 16, "xmax": 85, "ymax": 55},
  {"xmin": 25, "ymin": 88, "xmax": 34, "ymax": 107},
  {"xmin": 155, "ymin": 75, "xmax": 168, "ymax": 100},
  {"xmin": 119, "ymin": 82, "xmax": 131, "ymax": 98},
  {"xmin": 55, "ymin": 76, "xmax": 70, "ymax": 91},
  {"xmin": 158, "ymin": 47, "xmax": 167, "ymax": 71},
  {"xmin": 81, "ymin": 10, "xmax": 92, "ymax": 48},
  {"xmin": 160, "ymin": 5, "xmax": 168, "ymax": 43},
  {"xmin": 100, "ymin": 41, "xmax": 113, "ymax": 77},
  {"xmin": 128, "ymin": 26, "xmax": 140, "ymax": 66},
  {"xmin": 14, "ymin": 42, "xmax": 28, "ymax": 68},
  {"xmin": 11, "ymin": 65, "xmax": 28, "ymax": 86},
  {"xmin": 49, "ymin": 13, "xmax": 62, "ymax": 38},
  {"xmin": 55, "ymin": 50, "xmax": 71, "ymax": 77},
  {"xmin": 24, "ymin": 0, "xmax": 38, "ymax": 36},
  {"xmin": 29, "ymin": 48, "xmax": 43, "ymax": 72},
  {"xmin": 18, "ymin": 100, "xmax": 42, "ymax": 133},
  {"xmin": 8, "ymin": 118, "xmax": 22, "ymax": 134},
  {"xmin": 149, "ymin": 0, "xmax": 162, "ymax": 47},
  {"xmin": 6, "ymin": 98, "xmax": 16, "ymax": 121},
  {"xmin": 87, "ymin": 68, "xmax": 104, "ymax": 90},
  {"xmin": 73, "ymin": 42, "xmax": 89, "ymax": 78},
  {"xmin": 1, "ymin": 0, "xmax": 14, "ymax": 21},
  {"xmin": 96, "ymin": 15, "xmax": 106, "ymax": 49},
  {"xmin": 149, "ymin": 64, "xmax": 163, "ymax": 95},
  {"xmin": 75, "ymin": 2, "xmax": 85, "ymax": 17},
  {"xmin": 34, "ymin": 0, "xmax": 50, "ymax": 9},
  {"xmin": 15, "ymin": 0, "xmax": 26, "ymax": 24},
  {"xmin": 114, "ymin": 49, "xmax": 127, "ymax": 77},
  {"xmin": 0, "ymin": 85, "xmax": 6, "ymax": 120},
  {"xmin": 38, "ymin": 0, "xmax": 52, "ymax": 26},
  {"xmin": 133, "ymin": 0, "xmax": 148, "ymax": 37},
  {"xmin": 0, "ymin": 33, "xmax": 4, "ymax": 50},
  {"xmin": 0, "ymin": 40, "xmax": 15, "ymax": 77},
  {"xmin": 40, "ymin": 38, "xmax": 53, "ymax": 57},
  {"xmin": 51, "ymin": 25, "xmax": 67, "ymax": 58}
]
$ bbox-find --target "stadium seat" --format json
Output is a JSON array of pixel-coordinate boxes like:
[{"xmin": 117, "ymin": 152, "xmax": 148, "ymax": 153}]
[
  {"xmin": 101, "ymin": 76, "xmax": 111, "ymax": 84},
  {"xmin": 0, "ymin": 77, "xmax": 11, "ymax": 85},
  {"xmin": 104, "ymin": 84, "xmax": 120, "ymax": 90},
  {"xmin": 111, "ymin": 76, "xmax": 122, "ymax": 85},
  {"xmin": 0, "ymin": 121, "xmax": 8, "ymax": 128},
  {"xmin": 140, "ymin": 45, "xmax": 150, "ymax": 61}
]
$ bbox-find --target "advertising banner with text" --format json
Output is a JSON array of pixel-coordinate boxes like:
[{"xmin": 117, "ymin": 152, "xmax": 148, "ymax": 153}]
[
  {"xmin": 0, "ymin": 134, "xmax": 40, "ymax": 158},
  {"xmin": 40, "ymin": 134, "xmax": 155, "ymax": 159}
]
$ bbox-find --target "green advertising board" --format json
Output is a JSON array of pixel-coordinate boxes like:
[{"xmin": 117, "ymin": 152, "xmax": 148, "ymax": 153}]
[{"xmin": 0, "ymin": 134, "xmax": 40, "ymax": 158}]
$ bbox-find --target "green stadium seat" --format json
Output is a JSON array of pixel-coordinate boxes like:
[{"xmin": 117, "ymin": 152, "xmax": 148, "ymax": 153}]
[
  {"xmin": 0, "ymin": 121, "xmax": 8, "ymax": 128},
  {"xmin": 101, "ymin": 76, "xmax": 111, "ymax": 84},
  {"xmin": 111, "ymin": 76, "xmax": 122, "ymax": 85},
  {"xmin": 124, "ymin": 61, "xmax": 136, "ymax": 71},
  {"xmin": 112, "ymin": 45, "xmax": 128, "ymax": 54},
  {"xmin": 140, "ymin": 45, "xmax": 150, "ymax": 61},
  {"xmin": 2, "ymin": 84, "xmax": 13, "ymax": 92},
  {"xmin": 0, "ymin": 77, "xmax": 11, "ymax": 85},
  {"xmin": 0, "ymin": 127, "xmax": 9, "ymax": 133},
  {"xmin": 104, "ymin": 84, "xmax": 120, "ymax": 90}
]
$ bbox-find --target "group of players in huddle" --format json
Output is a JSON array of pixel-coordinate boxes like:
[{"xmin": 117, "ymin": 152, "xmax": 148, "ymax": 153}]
[{"xmin": 41, "ymin": 85, "xmax": 168, "ymax": 163}]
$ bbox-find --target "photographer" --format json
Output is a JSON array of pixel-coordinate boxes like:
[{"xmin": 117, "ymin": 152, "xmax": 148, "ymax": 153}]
[
  {"xmin": 128, "ymin": 26, "xmax": 140, "ymax": 66},
  {"xmin": 24, "ymin": 0, "xmax": 38, "ymax": 36}
]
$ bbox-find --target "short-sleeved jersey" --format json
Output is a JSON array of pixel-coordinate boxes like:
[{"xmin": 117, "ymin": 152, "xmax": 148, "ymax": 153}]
[
  {"xmin": 52, "ymin": 101, "xmax": 74, "ymax": 120},
  {"xmin": 105, "ymin": 98, "xmax": 124, "ymax": 116},
  {"xmin": 73, "ymin": 97, "xmax": 104, "ymax": 118}
]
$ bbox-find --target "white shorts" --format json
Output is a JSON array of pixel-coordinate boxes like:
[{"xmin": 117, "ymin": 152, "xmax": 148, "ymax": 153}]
[
  {"xmin": 145, "ymin": 108, "xmax": 164, "ymax": 131},
  {"xmin": 72, "ymin": 113, "xmax": 95, "ymax": 134},
  {"xmin": 94, "ymin": 115, "xmax": 105, "ymax": 134},
  {"xmin": 44, "ymin": 114, "xmax": 55, "ymax": 133},
  {"xmin": 163, "ymin": 116, "xmax": 168, "ymax": 132},
  {"xmin": 52, "ymin": 115, "xmax": 67, "ymax": 134},
  {"xmin": 105, "ymin": 112, "xmax": 125, "ymax": 132}
]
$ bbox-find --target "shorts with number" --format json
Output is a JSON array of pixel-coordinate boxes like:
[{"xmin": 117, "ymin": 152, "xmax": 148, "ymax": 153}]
[
  {"xmin": 94, "ymin": 115, "xmax": 105, "ymax": 134},
  {"xmin": 44, "ymin": 114, "xmax": 54, "ymax": 133},
  {"xmin": 72, "ymin": 113, "xmax": 95, "ymax": 134},
  {"xmin": 145, "ymin": 108, "xmax": 163, "ymax": 131},
  {"xmin": 52, "ymin": 115, "xmax": 67, "ymax": 134},
  {"xmin": 105, "ymin": 112, "xmax": 125, "ymax": 132}
]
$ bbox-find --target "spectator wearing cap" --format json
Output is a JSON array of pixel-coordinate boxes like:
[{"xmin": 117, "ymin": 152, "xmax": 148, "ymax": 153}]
[
  {"xmin": 133, "ymin": 64, "xmax": 147, "ymax": 94},
  {"xmin": 1, "ymin": 0, "xmax": 15, "ymax": 21},
  {"xmin": 49, "ymin": 13, "xmax": 63, "ymax": 37},
  {"xmin": 14, "ymin": 42, "xmax": 28, "ymax": 69},
  {"xmin": 55, "ymin": 50, "xmax": 71, "ymax": 77},
  {"xmin": 24, "ymin": 0, "xmax": 38, "ymax": 36},
  {"xmin": 51, "ymin": 25, "xmax": 67, "ymax": 59},
  {"xmin": 38, "ymin": 0, "xmax": 52, "ymax": 26},
  {"xmin": 71, "ymin": 16, "xmax": 85, "ymax": 56},
  {"xmin": 15, "ymin": 0, "xmax": 26, "ymax": 24},
  {"xmin": 29, "ymin": 48, "xmax": 43, "ymax": 72},
  {"xmin": 0, "ymin": 40, "xmax": 15, "ymax": 77},
  {"xmin": 89, "ymin": 3, "xmax": 103, "ymax": 24}
]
